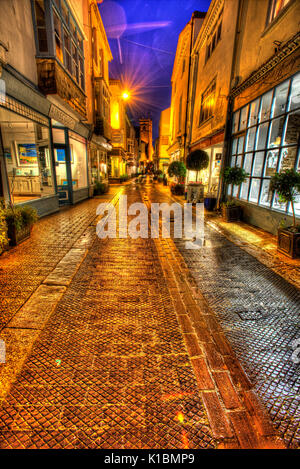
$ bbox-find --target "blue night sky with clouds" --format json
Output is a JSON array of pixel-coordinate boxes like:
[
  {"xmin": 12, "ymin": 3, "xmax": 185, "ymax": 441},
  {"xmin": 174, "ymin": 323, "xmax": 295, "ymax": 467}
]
[{"xmin": 98, "ymin": 0, "xmax": 211, "ymax": 140}]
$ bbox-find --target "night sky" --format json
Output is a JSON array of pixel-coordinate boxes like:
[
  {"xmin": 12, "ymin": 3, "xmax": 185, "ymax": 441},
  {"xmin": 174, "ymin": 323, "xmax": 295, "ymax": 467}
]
[{"xmin": 98, "ymin": 0, "xmax": 211, "ymax": 141}]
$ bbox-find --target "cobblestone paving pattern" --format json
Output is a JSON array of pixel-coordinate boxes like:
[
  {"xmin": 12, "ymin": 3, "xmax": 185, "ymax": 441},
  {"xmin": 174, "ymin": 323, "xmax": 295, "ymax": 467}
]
[
  {"xmin": 0, "ymin": 187, "xmax": 120, "ymax": 330},
  {"xmin": 151, "ymin": 183, "xmax": 300, "ymax": 448},
  {"xmin": 0, "ymin": 185, "xmax": 214, "ymax": 449}
]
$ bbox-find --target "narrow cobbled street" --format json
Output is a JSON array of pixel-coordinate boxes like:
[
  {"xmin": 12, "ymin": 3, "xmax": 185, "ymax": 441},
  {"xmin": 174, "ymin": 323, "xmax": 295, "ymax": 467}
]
[{"xmin": 1, "ymin": 180, "xmax": 297, "ymax": 449}]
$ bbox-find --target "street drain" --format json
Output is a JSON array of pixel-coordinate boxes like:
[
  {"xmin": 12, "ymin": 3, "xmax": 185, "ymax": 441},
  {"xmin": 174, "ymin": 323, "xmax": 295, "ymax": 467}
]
[{"xmin": 237, "ymin": 310, "xmax": 270, "ymax": 320}]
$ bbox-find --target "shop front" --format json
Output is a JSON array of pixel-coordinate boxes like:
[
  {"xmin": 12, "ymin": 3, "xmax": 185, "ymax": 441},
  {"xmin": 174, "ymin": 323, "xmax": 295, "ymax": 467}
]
[
  {"xmin": 89, "ymin": 138, "xmax": 111, "ymax": 194},
  {"xmin": 52, "ymin": 125, "xmax": 89, "ymax": 205},
  {"xmin": 228, "ymin": 72, "xmax": 300, "ymax": 234},
  {"xmin": 0, "ymin": 99, "xmax": 58, "ymax": 217}
]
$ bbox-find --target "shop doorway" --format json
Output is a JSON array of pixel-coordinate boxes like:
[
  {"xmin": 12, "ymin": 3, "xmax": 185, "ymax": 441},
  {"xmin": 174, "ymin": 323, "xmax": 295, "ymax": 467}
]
[{"xmin": 54, "ymin": 144, "xmax": 72, "ymax": 205}]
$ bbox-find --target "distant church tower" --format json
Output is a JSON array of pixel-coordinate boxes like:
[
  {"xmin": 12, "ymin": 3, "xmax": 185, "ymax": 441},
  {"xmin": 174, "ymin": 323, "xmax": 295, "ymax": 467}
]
[{"xmin": 139, "ymin": 118, "xmax": 153, "ymax": 161}]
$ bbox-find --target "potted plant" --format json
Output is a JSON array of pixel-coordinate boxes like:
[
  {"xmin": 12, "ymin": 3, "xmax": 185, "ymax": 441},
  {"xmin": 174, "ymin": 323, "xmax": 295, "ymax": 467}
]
[
  {"xmin": 94, "ymin": 181, "xmax": 108, "ymax": 196},
  {"xmin": 167, "ymin": 161, "xmax": 186, "ymax": 191},
  {"xmin": 222, "ymin": 167, "xmax": 248, "ymax": 222},
  {"xmin": 5, "ymin": 205, "xmax": 38, "ymax": 246},
  {"xmin": 270, "ymin": 169, "xmax": 300, "ymax": 258},
  {"xmin": 0, "ymin": 206, "xmax": 8, "ymax": 255}
]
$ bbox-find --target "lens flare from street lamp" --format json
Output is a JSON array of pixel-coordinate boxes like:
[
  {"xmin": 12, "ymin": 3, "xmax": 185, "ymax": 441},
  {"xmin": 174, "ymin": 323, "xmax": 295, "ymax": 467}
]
[{"xmin": 122, "ymin": 91, "xmax": 130, "ymax": 100}]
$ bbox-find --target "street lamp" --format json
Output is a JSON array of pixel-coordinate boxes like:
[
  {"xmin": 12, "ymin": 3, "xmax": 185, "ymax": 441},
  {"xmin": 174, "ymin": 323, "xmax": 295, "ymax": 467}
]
[{"xmin": 122, "ymin": 91, "xmax": 130, "ymax": 101}]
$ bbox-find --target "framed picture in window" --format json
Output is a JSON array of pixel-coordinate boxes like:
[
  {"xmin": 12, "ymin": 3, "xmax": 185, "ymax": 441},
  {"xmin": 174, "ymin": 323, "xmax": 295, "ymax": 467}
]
[
  {"xmin": 16, "ymin": 143, "xmax": 38, "ymax": 167},
  {"xmin": 54, "ymin": 147, "xmax": 73, "ymax": 163}
]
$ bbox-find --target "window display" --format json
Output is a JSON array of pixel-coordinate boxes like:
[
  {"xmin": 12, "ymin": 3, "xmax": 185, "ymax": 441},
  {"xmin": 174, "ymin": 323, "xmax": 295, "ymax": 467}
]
[
  {"xmin": 229, "ymin": 72, "xmax": 300, "ymax": 214},
  {"xmin": 69, "ymin": 132, "xmax": 87, "ymax": 189},
  {"xmin": 1, "ymin": 108, "xmax": 54, "ymax": 204}
]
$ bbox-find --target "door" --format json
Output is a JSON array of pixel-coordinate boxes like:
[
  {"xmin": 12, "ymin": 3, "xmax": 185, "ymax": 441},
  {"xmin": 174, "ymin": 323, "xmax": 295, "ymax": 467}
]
[{"xmin": 54, "ymin": 145, "xmax": 72, "ymax": 205}]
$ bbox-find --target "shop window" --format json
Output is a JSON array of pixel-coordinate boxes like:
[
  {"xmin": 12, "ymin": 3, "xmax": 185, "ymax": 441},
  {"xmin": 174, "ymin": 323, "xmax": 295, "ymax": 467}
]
[
  {"xmin": 229, "ymin": 73, "xmax": 300, "ymax": 216},
  {"xmin": 0, "ymin": 108, "xmax": 54, "ymax": 204},
  {"xmin": 264, "ymin": 149, "xmax": 279, "ymax": 177},
  {"xmin": 272, "ymin": 80, "xmax": 290, "ymax": 117},
  {"xmin": 289, "ymin": 74, "xmax": 300, "ymax": 112},
  {"xmin": 236, "ymin": 155, "xmax": 242, "ymax": 168},
  {"xmin": 243, "ymin": 153, "xmax": 253, "ymax": 174},
  {"xmin": 232, "ymin": 111, "xmax": 240, "ymax": 134},
  {"xmin": 69, "ymin": 132, "xmax": 87, "ymax": 189},
  {"xmin": 249, "ymin": 178, "xmax": 260, "ymax": 203},
  {"xmin": 259, "ymin": 91, "xmax": 273, "ymax": 122},
  {"xmin": 268, "ymin": 116, "xmax": 285, "ymax": 148},
  {"xmin": 34, "ymin": 0, "xmax": 48, "ymax": 53},
  {"xmin": 245, "ymin": 127, "xmax": 256, "ymax": 152},
  {"xmin": 199, "ymin": 81, "xmax": 216, "ymax": 124},
  {"xmin": 267, "ymin": 0, "xmax": 292, "ymax": 25},
  {"xmin": 256, "ymin": 123, "xmax": 269, "ymax": 150},
  {"xmin": 283, "ymin": 111, "xmax": 300, "ymax": 145},
  {"xmin": 249, "ymin": 99, "xmax": 260, "ymax": 127},
  {"xmin": 260, "ymin": 179, "xmax": 272, "ymax": 206},
  {"xmin": 240, "ymin": 179, "xmax": 250, "ymax": 200},
  {"xmin": 252, "ymin": 151, "xmax": 265, "ymax": 177},
  {"xmin": 239, "ymin": 106, "xmax": 248, "ymax": 131}
]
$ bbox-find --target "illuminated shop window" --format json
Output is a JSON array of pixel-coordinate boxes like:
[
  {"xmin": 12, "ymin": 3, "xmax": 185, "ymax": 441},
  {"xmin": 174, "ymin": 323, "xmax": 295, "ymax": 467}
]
[
  {"xmin": 229, "ymin": 72, "xmax": 300, "ymax": 215},
  {"xmin": 267, "ymin": 0, "xmax": 292, "ymax": 25}
]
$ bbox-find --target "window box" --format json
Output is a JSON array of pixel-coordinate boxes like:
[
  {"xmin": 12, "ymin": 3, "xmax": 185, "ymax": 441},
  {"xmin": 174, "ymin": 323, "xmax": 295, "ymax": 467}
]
[{"xmin": 277, "ymin": 228, "xmax": 300, "ymax": 258}]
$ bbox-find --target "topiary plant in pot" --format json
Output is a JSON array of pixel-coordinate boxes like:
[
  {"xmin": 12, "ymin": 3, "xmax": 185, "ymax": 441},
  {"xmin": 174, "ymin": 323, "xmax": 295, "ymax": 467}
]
[
  {"xmin": 0, "ymin": 206, "xmax": 8, "ymax": 255},
  {"xmin": 167, "ymin": 161, "xmax": 186, "ymax": 184},
  {"xmin": 270, "ymin": 169, "xmax": 300, "ymax": 258},
  {"xmin": 221, "ymin": 166, "xmax": 248, "ymax": 222}
]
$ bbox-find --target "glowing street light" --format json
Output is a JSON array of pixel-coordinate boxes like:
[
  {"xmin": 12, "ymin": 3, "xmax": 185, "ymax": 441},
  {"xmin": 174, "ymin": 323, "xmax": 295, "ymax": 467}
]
[{"xmin": 122, "ymin": 91, "xmax": 130, "ymax": 101}]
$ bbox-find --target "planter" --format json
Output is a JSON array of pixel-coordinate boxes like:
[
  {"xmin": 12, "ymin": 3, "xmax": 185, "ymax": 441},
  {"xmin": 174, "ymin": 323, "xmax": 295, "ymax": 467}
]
[
  {"xmin": 222, "ymin": 205, "xmax": 242, "ymax": 222},
  {"xmin": 7, "ymin": 223, "xmax": 32, "ymax": 246},
  {"xmin": 204, "ymin": 197, "xmax": 216, "ymax": 211},
  {"xmin": 277, "ymin": 228, "xmax": 300, "ymax": 259}
]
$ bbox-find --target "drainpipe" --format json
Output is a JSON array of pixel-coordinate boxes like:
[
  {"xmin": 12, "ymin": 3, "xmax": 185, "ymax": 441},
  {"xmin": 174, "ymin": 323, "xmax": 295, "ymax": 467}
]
[
  {"xmin": 183, "ymin": 13, "xmax": 195, "ymax": 164},
  {"xmin": 216, "ymin": 0, "xmax": 243, "ymax": 209}
]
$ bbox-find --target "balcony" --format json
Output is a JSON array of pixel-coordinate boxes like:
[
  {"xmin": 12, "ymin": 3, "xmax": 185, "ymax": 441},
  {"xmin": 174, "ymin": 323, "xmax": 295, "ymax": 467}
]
[{"xmin": 36, "ymin": 58, "xmax": 86, "ymax": 119}]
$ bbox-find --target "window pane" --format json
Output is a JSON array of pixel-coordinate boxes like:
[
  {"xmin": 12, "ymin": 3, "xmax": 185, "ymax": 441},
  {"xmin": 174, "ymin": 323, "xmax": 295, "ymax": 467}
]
[
  {"xmin": 289, "ymin": 73, "xmax": 300, "ymax": 112},
  {"xmin": 243, "ymin": 153, "xmax": 253, "ymax": 174},
  {"xmin": 272, "ymin": 191, "xmax": 286, "ymax": 211},
  {"xmin": 53, "ymin": 9, "xmax": 64, "ymax": 63},
  {"xmin": 232, "ymin": 185, "xmax": 239, "ymax": 197},
  {"xmin": 230, "ymin": 155, "xmax": 236, "ymax": 166},
  {"xmin": 289, "ymin": 192, "xmax": 300, "ymax": 217},
  {"xmin": 268, "ymin": 116, "xmax": 285, "ymax": 148},
  {"xmin": 236, "ymin": 155, "xmax": 242, "ymax": 168},
  {"xmin": 272, "ymin": 80, "xmax": 289, "ymax": 117},
  {"xmin": 249, "ymin": 98, "xmax": 260, "ymax": 127},
  {"xmin": 279, "ymin": 146, "xmax": 298, "ymax": 171},
  {"xmin": 240, "ymin": 178, "xmax": 250, "ymax": 200},
  {"xmin": 245, "ymin": 127, "xmax": 256, "ymax": 152},
  {"xmin": 283, "ymin": 110, "xmax": 300, "ymax": 145},
  {"xmin": 64, "ymin": 30, "xmax": 72, "ymax": 73},
  {"xmin": 239, "ymin": 106, "xmax": 248, "ymax": 131},
  {"xmin": 249, "ymin": 178, "xmax": 260, "ymax": 203},
  {"xmin": 252, "ymin": 151, "xmax": 265, "ymax": 177},
  {"xmin": 256, "ymin": 122, "xmax": 269, "ymax": 150},
  {"xmin": 237, "ymin": 136, "xmax": 244, "ymax": 154},
  {"xmin": 231, "ymin": 137, "xmax": 238, "ymax": 155},
  {"xmin": 259, "ymin": 91, "xmax": 273, "ymax": 122},
  {"xmin": 232, "ymin": 111, "xmax": 240, "ymax": 134},
  {"xmin": 264, "ymin": 149, "xmax": 279, "ymax": 177},
  {"xmin": 62, "ymin": 1, "xmax": 69, "ymax": 24},
  {"xmin": 260, "ymin": 179, "xmax": 272, "ymax": 206},
  {"xmin": 69, "ymin": 133, "xmax": 87, "ymax": 188}
]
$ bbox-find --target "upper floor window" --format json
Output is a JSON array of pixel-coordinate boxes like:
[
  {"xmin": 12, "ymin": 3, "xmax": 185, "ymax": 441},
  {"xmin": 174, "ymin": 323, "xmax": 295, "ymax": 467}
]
[
  {"xmin": 267, "ymin": 0, "xmax": 292, "ymax": 24},
  {"xmin": 199, "ymin": 80, "xmax": 216, "ymax": 125},
  {"xmin": 32, "ymin": 0, "xmax": 84, "ymax": 90},
  {"xmin": 205, "ymin": 10, "xmax": 223, "ymax": 63}
]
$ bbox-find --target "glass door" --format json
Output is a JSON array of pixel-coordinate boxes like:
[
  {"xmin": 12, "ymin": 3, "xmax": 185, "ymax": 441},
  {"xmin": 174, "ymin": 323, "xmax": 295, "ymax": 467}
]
[{"xmin": 54, "ymin": 144, "xmax": 71, "ymax": 205}]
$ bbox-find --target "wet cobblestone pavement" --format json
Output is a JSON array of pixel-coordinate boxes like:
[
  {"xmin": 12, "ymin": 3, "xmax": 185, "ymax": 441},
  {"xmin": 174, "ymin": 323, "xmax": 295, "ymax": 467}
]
[
  {"xmin": 152, "ymin": 183, "xmax": 300, "ymax": 449},
  {"xmin": 0, "ymin": 181, "xmax": 290, "ymax": 448}
]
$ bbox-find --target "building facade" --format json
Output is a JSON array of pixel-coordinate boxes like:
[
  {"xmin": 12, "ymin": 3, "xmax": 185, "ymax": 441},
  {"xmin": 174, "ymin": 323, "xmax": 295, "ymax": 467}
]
[
  {"xmin": 226, "ymin": 0, "xmax": 300, "ymax": 234},
  {"xmin": 187, "ymin": 0, "xmax": 238, "ymax": 191},
  {"xmin": 0, "ymin": 0, "xmax": 112, "ymax": 216},
  {"xmin": 168, "ymin": 11, "xmax": 206, "ymax": 165},
  {"xmin": 157, "ymin": 107, "xmax": 170, "ymax": 174}
]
